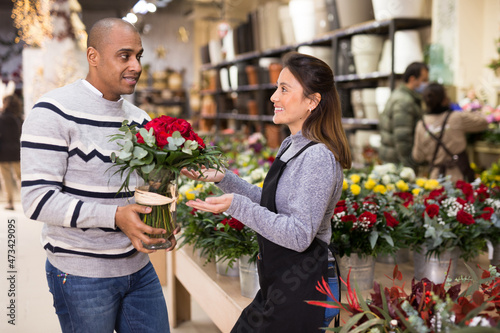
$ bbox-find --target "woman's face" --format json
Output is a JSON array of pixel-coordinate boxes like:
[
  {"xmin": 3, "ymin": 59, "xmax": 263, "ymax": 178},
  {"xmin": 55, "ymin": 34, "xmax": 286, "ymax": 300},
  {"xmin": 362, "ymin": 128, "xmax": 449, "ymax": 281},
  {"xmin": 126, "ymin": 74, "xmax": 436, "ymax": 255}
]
[{"xmin": 270, "ymin": 67, "xmax": 312, "ymax": 135}]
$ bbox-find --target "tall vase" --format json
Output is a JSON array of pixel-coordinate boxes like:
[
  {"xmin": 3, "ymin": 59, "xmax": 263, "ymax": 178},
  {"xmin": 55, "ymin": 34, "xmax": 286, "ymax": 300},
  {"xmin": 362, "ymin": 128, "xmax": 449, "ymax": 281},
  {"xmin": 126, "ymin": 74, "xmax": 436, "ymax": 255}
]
[
  {"xmin": 338, "ymin": 253, "xmax": 375, "ymax": 291},
  {"xmin": 376, "ymin": 248, "xmax": 410, "ymax": 264},
  {"xmin": 239, "ymin": 255, "xmax": 259, "ymax": 298},
  {"xmin": 413, "ymin": 246, "xmax": 460, "ymax": 284},
  {"xmin": 135, "ymin": 169, "xmax": 178, "ymax": 250},
  {"xmin": 215, "ymin": 255, "xmax": 239, "ymax": 277},
  {"xmin": 491, "ymin": 243, "xmax": 500, "ymax": 266}
]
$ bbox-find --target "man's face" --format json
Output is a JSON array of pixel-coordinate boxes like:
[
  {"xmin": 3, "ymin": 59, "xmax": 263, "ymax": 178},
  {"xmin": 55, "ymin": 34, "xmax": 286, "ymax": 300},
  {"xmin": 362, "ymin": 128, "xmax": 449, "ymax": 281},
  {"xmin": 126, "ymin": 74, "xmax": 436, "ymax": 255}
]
[
  {"xmin": 413, "ymin": 68, "xmax": 429, "ymax": 92},
  {"xmin": 93, "ymin": 26, "xmax": 143, "ymax": 101}
]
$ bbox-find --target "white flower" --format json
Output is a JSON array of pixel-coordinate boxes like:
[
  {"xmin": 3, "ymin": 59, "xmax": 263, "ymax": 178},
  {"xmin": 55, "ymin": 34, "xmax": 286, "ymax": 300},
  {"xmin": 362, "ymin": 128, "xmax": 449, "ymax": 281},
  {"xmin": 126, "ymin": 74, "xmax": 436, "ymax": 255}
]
[
  {"xmin": 382, "ymin": 174, "xmax": 392, "ymax": 185},
  {"xmin": 469, "ymin": 316, "xmax": 491, "ymax": 327},
  {"xmin": 250, "ymin": 168, "xmax": 266, "ymax": 182},
  {"xmin": 400, "ymin": 167, "xmax": 416, "ymax": 181}
]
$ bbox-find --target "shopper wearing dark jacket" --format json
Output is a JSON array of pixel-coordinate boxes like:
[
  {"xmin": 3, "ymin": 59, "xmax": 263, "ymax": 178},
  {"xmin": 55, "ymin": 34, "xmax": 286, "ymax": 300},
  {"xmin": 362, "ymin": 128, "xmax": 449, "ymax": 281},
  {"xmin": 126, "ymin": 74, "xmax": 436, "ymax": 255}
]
[{"xmin": 379, "ymin": 62, "xmax": 429, "ymax": 169}]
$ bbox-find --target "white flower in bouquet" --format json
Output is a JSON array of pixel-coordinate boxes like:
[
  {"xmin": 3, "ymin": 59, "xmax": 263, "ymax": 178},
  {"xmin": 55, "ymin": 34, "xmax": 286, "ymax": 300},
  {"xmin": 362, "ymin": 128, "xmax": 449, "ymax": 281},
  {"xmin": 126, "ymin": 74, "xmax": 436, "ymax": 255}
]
[
  {"xmin": 400, "ymin": 167, "xmax": 416, "ymax": 182},
  {"xmin": 381, "ymin": 174, "xmax": 392, "ymax": 185},
  {"xmin": 250, "ymin": 167, "xmax": 267, "ymax": 183}
]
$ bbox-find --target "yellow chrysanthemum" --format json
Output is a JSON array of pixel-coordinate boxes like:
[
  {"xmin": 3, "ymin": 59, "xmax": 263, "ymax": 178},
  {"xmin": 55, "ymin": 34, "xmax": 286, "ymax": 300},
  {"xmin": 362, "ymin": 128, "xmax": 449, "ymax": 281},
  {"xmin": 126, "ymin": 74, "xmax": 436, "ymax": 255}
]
[
  {"xmin": 257, "ymin": 181, "xmax": 264, "ymax": 188},
  {"xmin": 373, "ymin": 184, "xmax": 387, "ymax": 194},
  {"xmin": 350, "ymin": 174, "xmax": 361, "ymax": 184},
  {"xmin": 342, "ymin": 179, "xmax": 348, "ymax": 190},
  {"xmin": 424, "ymin": 179, "xmax": 440, "ymax": 190},
  {"xmin": 185, "ymin": 189, "xmax": 196, "ymax": 200},
  {"xmin": 416, "ymin": 178, "xmax": 426, "ymax": 188},
  {"xmin": 495, "ymin": 175, "xmax": 500, "ymax": 181},
  {"xmin": 364, "ymin": 178, "xmax": 376, "ymax": 190},
  {"xmin": 396, "ymin": 180, "xmax": 409, "ymax": 192},
  {"xmin": 350, "ymin": 184, "xmax": 361, "ymax": 195},
  {"xmin": 412, "ymin": 188, "xmax": 421, "ymax": 196}
]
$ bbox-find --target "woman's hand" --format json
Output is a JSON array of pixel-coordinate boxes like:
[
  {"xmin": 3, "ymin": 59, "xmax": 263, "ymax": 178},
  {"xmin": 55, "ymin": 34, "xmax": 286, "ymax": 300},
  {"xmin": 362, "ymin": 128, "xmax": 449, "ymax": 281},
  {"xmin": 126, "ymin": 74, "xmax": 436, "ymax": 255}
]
[
  {"xmin": 181, "ymin": 166, "xmax": 225, "ymax": 183},
  {"xmin": 186, "ymin": 194, "xmax": 233, "ymax": 214}
]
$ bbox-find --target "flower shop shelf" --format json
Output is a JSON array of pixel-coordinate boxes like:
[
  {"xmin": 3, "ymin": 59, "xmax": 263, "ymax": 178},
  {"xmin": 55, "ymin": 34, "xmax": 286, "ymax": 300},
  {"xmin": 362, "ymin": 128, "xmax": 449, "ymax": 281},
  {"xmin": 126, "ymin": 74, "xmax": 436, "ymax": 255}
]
[{"xmin": 166, "ymin": 245, "xmax": 251, "ymax": 332}]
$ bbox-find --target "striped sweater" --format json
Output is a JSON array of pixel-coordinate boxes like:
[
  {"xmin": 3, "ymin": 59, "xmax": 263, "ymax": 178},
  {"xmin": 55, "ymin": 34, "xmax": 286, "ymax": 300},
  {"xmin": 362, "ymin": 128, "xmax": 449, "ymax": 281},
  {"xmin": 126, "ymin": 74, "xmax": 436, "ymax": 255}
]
[{"xmin": 21, "ymin": 79, "xmax": 150, "ymax": 278}]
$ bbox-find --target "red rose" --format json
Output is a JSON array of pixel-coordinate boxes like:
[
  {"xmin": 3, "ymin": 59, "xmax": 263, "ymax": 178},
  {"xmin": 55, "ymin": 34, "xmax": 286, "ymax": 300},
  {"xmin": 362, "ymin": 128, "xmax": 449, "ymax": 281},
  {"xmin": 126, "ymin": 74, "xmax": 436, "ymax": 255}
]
[
  {"xmin": 222, "ymin": 217, "xmax": 245, "ymax": 231},
  {"xmin": 383, "ymin": 211, "xmax": 400, "ymax": 228},
  {"xmin": 156, "ymin": 131, "xmax": 171, "ymax": 149},
  {"xmin": 341, "ymin": 214, "xmax": 356, "ymax": 224},
  {"xmin": 424, "ymin": 204, "xmax": 440, "ymax": 218},
  {"xmin": 480, "ymin": 207, "xmax": 494, "ymax": 221},
  {"xmin": 334, "ymin": 206, "xmax": 346, "ymax": 214},
  {"xmin": 457, "ymin": 209, "xmax": 475, "ymax": 225},
  {"xmin": 475, "ymin": 184, "xmax": 490, "ymax": 202},
  {"xmin": 456, "ymin": 197, "xmax": 467, "ymax": 206},
  {"xmin": 136, "ymin": 132, "xmax": 145, "ymax": 144},
  {"xmin": 428, "ymin": 188, "xmax": 446, "ymax": 202},
  {"xmin": 358, "ymin": 211, "xmax": 377, "ymax": 228},
  {"xmin": 394, "ymin": 192, "xmax": 414, "ymax": 207}
]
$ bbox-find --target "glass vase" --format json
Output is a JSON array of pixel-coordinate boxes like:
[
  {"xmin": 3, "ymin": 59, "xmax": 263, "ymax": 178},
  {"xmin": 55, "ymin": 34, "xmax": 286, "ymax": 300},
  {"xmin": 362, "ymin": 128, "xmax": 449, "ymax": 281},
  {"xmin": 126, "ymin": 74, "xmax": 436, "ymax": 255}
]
[{"xmin": 135, "ymin": 170, "xmax": 178, "ymax": 250}]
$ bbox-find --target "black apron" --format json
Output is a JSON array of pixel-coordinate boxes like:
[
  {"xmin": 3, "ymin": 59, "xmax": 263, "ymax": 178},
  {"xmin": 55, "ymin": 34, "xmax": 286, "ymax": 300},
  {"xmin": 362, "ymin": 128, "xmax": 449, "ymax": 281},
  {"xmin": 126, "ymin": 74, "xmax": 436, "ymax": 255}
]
[{"xmin": 231, "ymin": 141, "xmax": 332, "ymax": 333}]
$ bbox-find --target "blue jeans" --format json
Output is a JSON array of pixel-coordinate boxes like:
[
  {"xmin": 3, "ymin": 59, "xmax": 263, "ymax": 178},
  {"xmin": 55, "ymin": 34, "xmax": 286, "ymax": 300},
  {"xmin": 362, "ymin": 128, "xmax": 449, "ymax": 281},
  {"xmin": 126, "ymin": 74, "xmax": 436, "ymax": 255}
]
[
  {"xmin": 323, "ymin": 262, "xmax": 340, "ymax": 329},
  {"xmin": 46, "ymin": 259, "xmax": 170, "ymax": 333}
]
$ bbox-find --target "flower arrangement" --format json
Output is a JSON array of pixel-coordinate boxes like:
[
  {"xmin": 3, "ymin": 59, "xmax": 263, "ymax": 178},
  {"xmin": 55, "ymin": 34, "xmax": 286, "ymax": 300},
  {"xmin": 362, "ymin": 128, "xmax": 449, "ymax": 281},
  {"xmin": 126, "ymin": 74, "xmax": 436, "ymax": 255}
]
[
  {"xmin": 399, "ymin": 180, "xmax": 492, "ymax": 261},
  {"xmin": 109, "ymin": 115, "xmax": 226, "ymax": 248},
  {"xmin": 308, "ymin": 264, "xmax": 500, "ymax": 332},
  {"xmin": 332, "ymin": 164, "xmax": 417, "ymax": 258}
]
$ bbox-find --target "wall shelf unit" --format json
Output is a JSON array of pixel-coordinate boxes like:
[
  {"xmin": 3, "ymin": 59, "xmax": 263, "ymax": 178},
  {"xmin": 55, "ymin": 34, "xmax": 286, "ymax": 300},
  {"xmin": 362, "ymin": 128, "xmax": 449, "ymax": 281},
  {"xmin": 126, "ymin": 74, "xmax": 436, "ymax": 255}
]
[{"xmin": 197, "ymin": 17, "xmax": 431, "ymax": 142}]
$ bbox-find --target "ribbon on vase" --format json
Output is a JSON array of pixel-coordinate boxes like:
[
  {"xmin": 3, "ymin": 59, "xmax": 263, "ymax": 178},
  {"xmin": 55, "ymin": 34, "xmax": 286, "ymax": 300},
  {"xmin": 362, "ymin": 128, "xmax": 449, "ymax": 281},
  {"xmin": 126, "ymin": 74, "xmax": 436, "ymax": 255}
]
[{"xmin": 134, "ymin": 186, "xmax": 178, "ymax": 212}]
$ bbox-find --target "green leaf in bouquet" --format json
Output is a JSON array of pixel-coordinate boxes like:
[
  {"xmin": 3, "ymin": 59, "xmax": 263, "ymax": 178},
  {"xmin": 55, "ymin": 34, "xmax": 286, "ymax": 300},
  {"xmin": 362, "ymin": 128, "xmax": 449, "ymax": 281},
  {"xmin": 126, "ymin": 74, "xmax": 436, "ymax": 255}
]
[
  {"xmin": 118, "ymin": 150, "xmax": 132, "ymax": 161},
  {"xmin": 139, "ymin": 128, "xmax": 155, "ymax": 147},
  {"xmin": 129, "ymin": 158, "xmax": 145, "ymax": 167},
  {"xmin": 167, "ymin": 131, "xmax": 185, "ymax": 151},
  {"xmin": 133, "ymin": 146, "xmax": 148, "ymax": 160},
  {"xmin": 379, "ymin": 233, "xmax": 394, "ymax": 247},
  {"xmin": 369, "ymin": 231, "xmax": 378, "ymax": 249},
  {"xmin": 125, "ymin": 130, "xmax": 134, "ymax": 141},
  {"xmin": 141, "ymin": 162, "xmax": 155, "ymax": 174}
]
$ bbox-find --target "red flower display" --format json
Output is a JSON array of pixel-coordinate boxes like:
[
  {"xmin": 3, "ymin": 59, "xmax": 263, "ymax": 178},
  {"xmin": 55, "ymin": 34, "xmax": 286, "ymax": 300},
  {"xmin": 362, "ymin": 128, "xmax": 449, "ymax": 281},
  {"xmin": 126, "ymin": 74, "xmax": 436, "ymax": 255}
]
[
  {"xmin": 480, "ymin": 207, "xmax": 494, "ymax": 221},
  {"xmin": 424, "ymin": 204, "xmax": 440, "ymax": 219},
  {"xmin": 221, "ymin": 217, "xmax": 245, "ymax": 231},
  {"xmin": 358, "ymin": 211, "xmax": 377, "ymax": 228},
  {"xmin": 457, "ymin": 209, "xmax": 475, "ymax": 225},
  {"xmin": 383, "ymin": 211, "xmax": 400, "ymax": 228}
]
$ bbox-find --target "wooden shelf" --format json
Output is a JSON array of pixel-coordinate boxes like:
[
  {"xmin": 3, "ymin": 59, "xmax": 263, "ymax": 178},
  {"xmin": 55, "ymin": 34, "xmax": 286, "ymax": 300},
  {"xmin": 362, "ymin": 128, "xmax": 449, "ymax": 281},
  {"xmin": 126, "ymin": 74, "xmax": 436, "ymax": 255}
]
[{"xmin": 167, "ymin": 245, "xmax": 252, "ymax": 332}]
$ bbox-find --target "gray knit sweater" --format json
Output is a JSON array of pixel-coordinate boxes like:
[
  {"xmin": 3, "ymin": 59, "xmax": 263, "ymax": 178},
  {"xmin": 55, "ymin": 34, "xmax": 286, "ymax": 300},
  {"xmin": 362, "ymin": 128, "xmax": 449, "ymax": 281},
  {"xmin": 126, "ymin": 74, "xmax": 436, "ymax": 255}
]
[
  {"xmin": 217, "ymin": 132, "xmax": 343, "ymax": 258},
  {"xmin": 21, "ymin": 79, "xmax": 150, "ymax": 278}
]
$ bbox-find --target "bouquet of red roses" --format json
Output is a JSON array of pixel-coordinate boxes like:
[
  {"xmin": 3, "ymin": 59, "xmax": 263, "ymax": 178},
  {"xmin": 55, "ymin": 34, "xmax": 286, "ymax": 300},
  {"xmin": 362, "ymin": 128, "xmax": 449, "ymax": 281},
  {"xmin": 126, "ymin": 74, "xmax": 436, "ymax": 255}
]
[{"xmin": 109, "ymin": 115, "xmax": 226, "ymax": 250}]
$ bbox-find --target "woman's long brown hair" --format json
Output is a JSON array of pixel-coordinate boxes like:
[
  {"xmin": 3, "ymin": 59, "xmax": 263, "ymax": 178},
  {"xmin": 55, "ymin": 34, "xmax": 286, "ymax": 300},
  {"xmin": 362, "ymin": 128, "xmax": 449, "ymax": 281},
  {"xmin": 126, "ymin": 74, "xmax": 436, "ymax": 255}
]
[{"xmin": 283, "ymin": 52, "xmax": 352, "ymax": 169}]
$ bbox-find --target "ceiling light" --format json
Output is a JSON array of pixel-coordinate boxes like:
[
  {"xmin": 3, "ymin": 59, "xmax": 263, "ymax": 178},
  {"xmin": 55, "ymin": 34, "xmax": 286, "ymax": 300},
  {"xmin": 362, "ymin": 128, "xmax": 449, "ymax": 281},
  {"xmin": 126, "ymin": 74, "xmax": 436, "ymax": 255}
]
[
  {"xmin": 124, "ymin": 13, "xmax": 138, "ymax": 24},
  {"xmin": 132, "ymin": 0, "xmax": 148, "ymax": 14},
  {"xmin": 147, "ymin": 3, "xmax": 157, "ymax": 12}
]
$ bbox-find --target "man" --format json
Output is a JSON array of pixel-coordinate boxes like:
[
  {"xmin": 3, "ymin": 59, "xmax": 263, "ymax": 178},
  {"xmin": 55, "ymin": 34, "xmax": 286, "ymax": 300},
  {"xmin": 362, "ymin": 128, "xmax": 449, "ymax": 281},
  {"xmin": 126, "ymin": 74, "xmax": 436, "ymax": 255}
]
[
  {"xmin": 21, "ymin": 18, "xmax": 173, "ymax": 332},
  {"xmin": 378, "ymin": 62, "xmax": 429, "ymax": 169}
]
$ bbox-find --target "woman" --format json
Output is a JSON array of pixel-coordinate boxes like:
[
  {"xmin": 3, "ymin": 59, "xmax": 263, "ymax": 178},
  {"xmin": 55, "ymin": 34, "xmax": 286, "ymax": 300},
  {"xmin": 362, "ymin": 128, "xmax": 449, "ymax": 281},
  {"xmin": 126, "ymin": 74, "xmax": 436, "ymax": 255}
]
[
  {"xmin": 182, "ymin": 52, "xmax": 351, "ymax": 332},
  {"xmin": 0, "ymin": 93, "xmax": 23, "ymax": 210},
  {"xmin": 412, "ymin": 83, "xmax": 487, "ymax": 183}
]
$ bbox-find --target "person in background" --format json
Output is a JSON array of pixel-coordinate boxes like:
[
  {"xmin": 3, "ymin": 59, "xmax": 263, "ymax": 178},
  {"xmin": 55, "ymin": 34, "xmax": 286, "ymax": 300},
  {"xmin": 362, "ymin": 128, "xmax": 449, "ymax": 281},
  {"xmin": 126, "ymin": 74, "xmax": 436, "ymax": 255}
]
[
  {"xmin": 0, "ymin": 93, "xmax": 23, "ymax": 210},
  {"xmin": 21, "ymin": 18, "xmax": 175, "ymax": 332},
  {"xmin": 182, "ymin": 52, "xmax": 351, "ymax": 332},
  {"xmin": 412, "ymin": 82, "xmax": 488, "ymax": 183},
  {"xmin": 379, "ymin": 62, "xmax": 429, "ymax": 169}
]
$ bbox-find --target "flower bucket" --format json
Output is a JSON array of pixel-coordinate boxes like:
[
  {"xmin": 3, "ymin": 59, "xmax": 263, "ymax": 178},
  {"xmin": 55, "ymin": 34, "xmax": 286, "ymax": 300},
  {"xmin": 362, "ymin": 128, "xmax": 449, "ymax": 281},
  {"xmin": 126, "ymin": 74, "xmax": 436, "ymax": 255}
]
[
  {"xmin": 376, "ymin": 248, "xmax": 410, "ymax": 264},
  {"xmin": 135, "ymin": 170, "xmax": 178, "ymax": 250},
  {"xmin": 239, "ymin": 255, "xmax": 259, "ymax": 298},
  {"xmin": 371, "ymin": 0, "xmax": 425, "ymax": 21},
  {"xmin": 338, "ymin": 253, "xmax": 375, "ymax": 291},
  {"xmin": 492, "ymin": 243, "xmax": 500, "ymax": 266},
  {"xmin": 216, "ymin": 255, "xmax": 239, "ymax": 277},
  {"xmin": 413, "ymin": 247, "xmax": 460, "ymax": 284}
]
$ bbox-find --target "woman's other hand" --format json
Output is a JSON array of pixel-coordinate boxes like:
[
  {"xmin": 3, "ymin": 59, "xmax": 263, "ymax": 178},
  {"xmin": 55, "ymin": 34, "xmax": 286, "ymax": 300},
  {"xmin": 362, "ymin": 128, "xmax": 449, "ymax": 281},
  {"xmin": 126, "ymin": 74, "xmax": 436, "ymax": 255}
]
[
  {"xmin": 181, "ymin": 166, "xmax": 225, "ymax": 183},
  {"xmin": 186, "ymin": 194, "xmax": 233, "ymax": 214}
]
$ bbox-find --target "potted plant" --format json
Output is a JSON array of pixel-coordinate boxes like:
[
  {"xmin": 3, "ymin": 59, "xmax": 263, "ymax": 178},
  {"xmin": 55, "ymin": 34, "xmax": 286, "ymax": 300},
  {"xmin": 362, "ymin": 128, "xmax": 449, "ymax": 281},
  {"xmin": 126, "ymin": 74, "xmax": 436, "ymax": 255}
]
[
  {"xmin": 308, "ymin": 263, "xmax": 500, "ymax": 331},
  {"xmin": 399, "ymin": 179, "xmax": 491, "ymax": 283},
  {"xmin": 486, "ymin": 37, "xmax": 500, "ymax": 76},
  {"xmin": 332, "ymin": 164, "xmax": 415, "ymax": 290}
]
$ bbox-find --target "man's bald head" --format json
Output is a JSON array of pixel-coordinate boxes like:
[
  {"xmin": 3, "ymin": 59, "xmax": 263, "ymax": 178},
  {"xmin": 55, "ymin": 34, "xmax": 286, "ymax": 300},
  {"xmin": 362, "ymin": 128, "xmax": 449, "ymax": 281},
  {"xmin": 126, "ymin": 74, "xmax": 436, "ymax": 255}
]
[{"xmin": 87, "ymin": 18, "xmax": 138, "ymax": 51}]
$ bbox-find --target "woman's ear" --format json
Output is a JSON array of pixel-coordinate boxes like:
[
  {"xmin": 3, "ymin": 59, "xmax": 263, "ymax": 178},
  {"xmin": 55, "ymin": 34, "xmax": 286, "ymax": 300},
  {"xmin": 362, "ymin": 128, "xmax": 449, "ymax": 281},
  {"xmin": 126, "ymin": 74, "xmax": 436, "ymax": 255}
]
[{"xmin": 308, "ymin": 92, "xmax": 321, "ymax": 111}]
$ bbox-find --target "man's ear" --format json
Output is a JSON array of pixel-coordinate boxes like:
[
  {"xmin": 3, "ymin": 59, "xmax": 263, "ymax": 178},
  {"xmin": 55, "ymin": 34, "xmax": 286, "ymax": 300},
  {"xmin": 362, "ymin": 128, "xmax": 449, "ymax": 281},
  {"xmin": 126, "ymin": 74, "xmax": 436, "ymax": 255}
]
[{"xmin": 87, "ymin": 47, "xmax": 99, "ymax": 66}]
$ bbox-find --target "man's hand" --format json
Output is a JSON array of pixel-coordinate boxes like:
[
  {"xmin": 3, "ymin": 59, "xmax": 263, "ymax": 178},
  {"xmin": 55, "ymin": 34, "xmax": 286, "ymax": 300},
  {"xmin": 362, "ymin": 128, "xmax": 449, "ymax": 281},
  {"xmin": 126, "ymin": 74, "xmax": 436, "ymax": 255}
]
[{"xmin": 115, "ymin": 204, "xmax": 166, "ymax": 254}]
